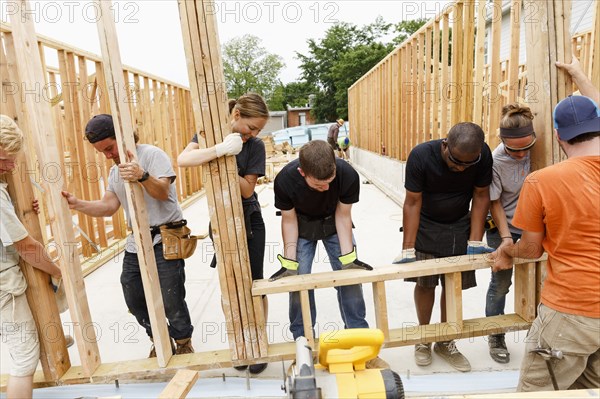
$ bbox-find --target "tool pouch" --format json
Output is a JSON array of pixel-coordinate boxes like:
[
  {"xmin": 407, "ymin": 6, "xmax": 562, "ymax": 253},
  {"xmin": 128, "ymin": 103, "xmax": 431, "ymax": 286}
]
[
  {"xmin": 297, "ymin": 214, "xmax": 337, "ymax": 241},
  {"xmin": 160, "ymin": 220, "xmax": 201, "ymax": 260}
]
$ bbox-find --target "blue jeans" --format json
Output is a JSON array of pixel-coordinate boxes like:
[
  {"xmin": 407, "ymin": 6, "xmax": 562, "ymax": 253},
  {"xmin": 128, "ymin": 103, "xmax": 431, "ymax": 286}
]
[
  {"xmin": 485, "ymin": 230, "xmax": 521, "ymax": 335},
  {"xmin": 121, "ymin": 244, "xmax": 193, "ymax": 340},
  {"xmin": 289, "ymin": 234, "xmax": 368, "ymax": 339}
]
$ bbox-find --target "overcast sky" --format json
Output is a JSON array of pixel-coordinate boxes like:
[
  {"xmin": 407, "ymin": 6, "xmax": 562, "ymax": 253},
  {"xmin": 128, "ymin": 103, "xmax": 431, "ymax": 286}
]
[{"xmin": 2, "ymin": 0, "xmax": 452, "ymax": 86}]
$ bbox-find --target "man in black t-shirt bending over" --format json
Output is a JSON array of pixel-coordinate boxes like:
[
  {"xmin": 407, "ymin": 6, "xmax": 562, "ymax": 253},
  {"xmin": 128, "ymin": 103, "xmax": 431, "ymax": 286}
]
[
  {"xmin": 393, "ymin": 122, "xmax": 494, "ymax": 373},
  {"xmin": 270, "ymin": 140, "xmax": 388, "ymax": 369}
]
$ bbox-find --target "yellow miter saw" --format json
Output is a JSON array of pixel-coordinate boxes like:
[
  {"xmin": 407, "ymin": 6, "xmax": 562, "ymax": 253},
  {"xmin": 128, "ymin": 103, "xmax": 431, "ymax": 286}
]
[{"xmin": 285, "ymin": 329, "xmax": 404, "ymax": 399}]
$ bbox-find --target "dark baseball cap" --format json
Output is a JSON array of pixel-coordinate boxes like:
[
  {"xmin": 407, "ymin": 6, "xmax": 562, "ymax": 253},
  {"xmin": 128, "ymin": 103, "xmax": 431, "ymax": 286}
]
[
  {"xmin": 85, "ymin": 114, "xmax": 115, "ymax": 143},
  {"xmin": 553, "ymin": 95, "xmax": 600, "ymax": 141}
]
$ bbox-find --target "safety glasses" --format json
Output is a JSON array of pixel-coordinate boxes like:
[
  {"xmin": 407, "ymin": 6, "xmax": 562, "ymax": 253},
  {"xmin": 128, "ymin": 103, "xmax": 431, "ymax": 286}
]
[
  {"xmin": 503, "ymin": 135, "xmax": 537, "ymax": 153},
  {"xmin": 444, "ymin": 140, "xmax": 481, "ymax": 166}
]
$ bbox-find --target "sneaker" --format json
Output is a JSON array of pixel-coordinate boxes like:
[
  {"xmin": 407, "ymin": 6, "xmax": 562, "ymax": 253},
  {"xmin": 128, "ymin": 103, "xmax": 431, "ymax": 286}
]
[
  {"xmin": 149, "ymin": 345, "xmax": 156, "ymax": 358},
  {"xmin": 64, "ymin": 335, "xmax": 74, "ymax": 348},
  {"xmin": 249, "ymin": 363, "xmax": 268, "ymax": 374},
  {"xmin": 488, "ymin": 335, "xmax": 510, "ymax": 364},
  {"xmin": 175, "ymin": 338, "xmax": 194, "ymax": 355},
  {"xmin": 414, "ymin": 343, "xmax": 432, "ymax": 366},
  {"xmin": 148, "ymin": 338, "xmax": 176, "ymax": 358},
  {"xmin": 365, "ymin": 356, "xmax": 390, "ymax": 369},
  {"xmin": 434, "ymin": 341, "xmax": 471, "ymax": 372}
]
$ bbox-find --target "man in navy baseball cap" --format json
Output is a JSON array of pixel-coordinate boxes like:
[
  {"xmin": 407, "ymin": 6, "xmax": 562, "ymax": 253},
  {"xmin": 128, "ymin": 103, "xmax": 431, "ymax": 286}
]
[
  {"xmin": 491, "ymin": 91, "xmax": 600, "ymax": 392},
  {"xmin": 553, "ymin": 95, "xmax": 600, "ymax": 141}
]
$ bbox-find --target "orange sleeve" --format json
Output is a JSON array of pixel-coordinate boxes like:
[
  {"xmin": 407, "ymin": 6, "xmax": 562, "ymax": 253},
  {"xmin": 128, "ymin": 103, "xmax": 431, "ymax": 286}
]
[{"xmin": 512, "ymin": 172, "xmax": 546, "ymax": 233}]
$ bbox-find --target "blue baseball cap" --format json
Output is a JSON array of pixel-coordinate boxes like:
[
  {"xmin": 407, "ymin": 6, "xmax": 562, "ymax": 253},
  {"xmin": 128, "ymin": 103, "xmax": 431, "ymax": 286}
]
[
  {"xmin": 85, "ymin": 114, "xmax": 115, "ymax": 143},
  {"xmin": 553, "ymin": 95, "xmax": 600, "ymax": 141}
]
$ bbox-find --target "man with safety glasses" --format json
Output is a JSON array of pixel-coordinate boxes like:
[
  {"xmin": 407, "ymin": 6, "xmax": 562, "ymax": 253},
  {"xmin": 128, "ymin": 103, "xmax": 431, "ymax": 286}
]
[
  {"xmin": 393, "ymin": 122, "xmax": 493, "ymax": 372},
  {"xmin": 484, "ymin": 104, "xmax": 536, "ymax": 365}
]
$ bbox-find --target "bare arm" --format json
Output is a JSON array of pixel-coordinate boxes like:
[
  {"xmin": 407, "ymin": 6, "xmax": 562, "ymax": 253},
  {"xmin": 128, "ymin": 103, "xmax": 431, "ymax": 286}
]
[
  {"xmin": 239, "ymin": 174, "xmax": 258, "ymax": 199},
  {"xmin": 118, "ymin": 150, "xmax": 172, "ymax": 201},
  {"xmin": 281, "ymin": 209, "xmax": 299, "ymax": 260},
  {"xmin": 335, "ymin": 202, "xmax": 354, "ymax": 255},
  {"xmin": 491, "ymin": 230, "xmax": 544, "ymax": 271},
  {"xmin": 138, "ymin": 176, "xmax": 172, "ymax": 201},
  {"xmin": 13, "ymin": 235, "xmax": 61, "ymax": 277},
  {"xmin": 490, "ymin": 199, "xmax": 514, "ymax": 246},
  {"xmin": 402, "ymin": 190, "xmax": 422, "ymax": 249},
  {"xmin": 470, "ymin": 185, "xmax": 490, "ymax": 241},
  {"xmin": 62, "ymin": 190, "xmax": 121, "ymax": 217},
  {"xmin": 556, "ymin": 56, "xmax": 600, "ymax": 104},
  {"xmin": 177, "ymin": 141, "xmax": 219, "ymax": 167}
]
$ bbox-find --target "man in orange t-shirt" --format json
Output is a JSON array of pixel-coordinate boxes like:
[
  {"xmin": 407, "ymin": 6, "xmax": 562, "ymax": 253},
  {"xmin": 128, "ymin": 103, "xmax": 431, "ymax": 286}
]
[{"xmin": 490, "ymin": 94, "xmax": 600, "ymax": 392}]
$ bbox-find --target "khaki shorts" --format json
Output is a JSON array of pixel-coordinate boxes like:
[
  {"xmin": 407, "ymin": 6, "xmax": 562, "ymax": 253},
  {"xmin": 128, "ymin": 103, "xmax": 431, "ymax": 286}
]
[
  {"xmin": 518, "ymin": 303, "xmax": 600, "ymax": 391},
  {"xmin": 1, "ymin": 291, "xmax": 40, "ymax": 377}
]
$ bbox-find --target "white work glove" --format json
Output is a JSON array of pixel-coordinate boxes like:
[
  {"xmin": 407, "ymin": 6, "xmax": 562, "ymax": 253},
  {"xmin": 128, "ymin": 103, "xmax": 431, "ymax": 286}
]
[
  {"xmin": 467, "ymin": 240, "xmax": 495, "ymax": 255},
  {"xmin": 215, "ymin": 133, "xmax": 243, "ymax": 157},
  {"xmin": 392, "ymin": 248, "xmax": 416, "ymax": 264}
]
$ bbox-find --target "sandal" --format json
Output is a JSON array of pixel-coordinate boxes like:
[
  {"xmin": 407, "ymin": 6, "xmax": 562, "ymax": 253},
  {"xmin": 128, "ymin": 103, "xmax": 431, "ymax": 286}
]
[{"xmin": 488, "ymin": 335, "xmax": 510, "ymax": 364}]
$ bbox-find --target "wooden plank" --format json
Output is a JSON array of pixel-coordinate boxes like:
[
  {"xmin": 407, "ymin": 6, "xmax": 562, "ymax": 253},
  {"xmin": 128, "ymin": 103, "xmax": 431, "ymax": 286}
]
[
  {"xmin": 158, "ymin": 369, "xmax": 199, "ymax": 399},
  {"xmin": 78, "ymin": 56, "xmax": 108, "ymax": 249},
  {"xmin": 432, "ymin": 20, "xmax": 440, "ymax": 139},
  {"xmin": 416, "ymin": 32, "xmax": 423, "ymax": 144},
  {"xmin": 177, "ymin": 0, "xmax": 246, "ymax": 360},
  {"xmin": 252, "ymin": 296, "xmax": 268, "ymax": 357},
  {"xmin": 507, "ymin": 0, "xmax": 522, "ymax": 104},
  {"xmin": 450, "ymin": 1, "xmax": 464, "ymax": 126},
  {"xmin": 1, "ymin": 44, "xmax": 71, "ymax": 381},
  {"xmin": 253, "ymin": 255, "xmax": 547, "ymax": 296},
  {"xmin": 440, "ymin": 13, "xmax": 450, "ymax": 136},
  {"xmin": 592, "ymin": 1, "xmax": 600, "ymax": 89},
  {"xmin": 444, "ymin": 272, "xmax": 463, "ymax": 333},
  {"xmin": 424, "ymin": 27, "xmax": 432, "ymax": 139},
  {"xmin": 372, "ymin": 281, "xmax": 389, "ymax": 341},
  {"xmin": 425, "ymin": 389, "xmax": 600, "ymax": 398},
  {"xmin": 300, "ymin": 290, "xmax": 314, "ymax": 347},
  {"xmin": 514, "ymin": 262, "xmax": 536, "ymax": 322},
  {"xmin": 8, "ymin": 0, "xmax": 100, "ymax": 376},
  {"xmin": 473, "ymin": 0, "xmax": 487, "ymax": 125},
  {"xmin": 95, "ymin": 60, "xmax": 127, "ymax": 241},
  {"xmin": 203, "ymin": 0, "xmax": 262, "ymax": 358},
  {"xmin": 462, "ymin": 0, "xmax": 476, "ymax": 121},
  {"xmin": 524, "ymin": 0, "xmax": 554, "ymax": 170},
  {"xmin": 488, "ymin": 0, "xmax": 503, "ymax": 149},
  {"xmin": 94, "ymin": 0, "xmax": 172, "ymax": 367},
  {"xmin": 410, "ymin": 41, "xmax": 418, "ymax": 149},
  {"xmin": 1, "ymin": 314, "xmax": 532, "ymax": 389},
  {"xmin": 535, "ymin": 260, "xmax": 545, "ymax": 310}
]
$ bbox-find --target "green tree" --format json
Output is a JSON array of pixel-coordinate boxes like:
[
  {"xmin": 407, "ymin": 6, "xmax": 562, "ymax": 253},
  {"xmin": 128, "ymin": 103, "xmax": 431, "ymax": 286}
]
[
  {"xmin": 331, "ymin": 43, "xmax": 394, "ymax": 118},
  {"xmin": 297, "ymin": 17, "xmax": 394, "ymax": 122},
  {"xmin": 222, "ymin": 34, "xmax": 285, "ymax": 103},
  {"xmin": 392, "ymin": 18, "xmax": 429, "ymax": 45}
]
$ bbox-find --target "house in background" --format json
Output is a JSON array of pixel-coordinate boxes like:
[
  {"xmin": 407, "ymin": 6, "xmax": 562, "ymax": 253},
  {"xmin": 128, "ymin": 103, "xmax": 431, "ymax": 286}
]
[
  {"xmin": 260, "ymin": 111, "xmax": 287, "ymax": 136},
  {"xmin": 287, "ymin": 104, "xmax": 316, "ymax": 128}
]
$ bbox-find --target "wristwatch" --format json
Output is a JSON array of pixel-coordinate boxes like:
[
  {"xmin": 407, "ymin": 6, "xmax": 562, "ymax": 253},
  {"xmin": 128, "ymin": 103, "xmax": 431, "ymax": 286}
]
[{"xmin": 138, "ymin": 170, "xmax": 150, "ymax": 182}]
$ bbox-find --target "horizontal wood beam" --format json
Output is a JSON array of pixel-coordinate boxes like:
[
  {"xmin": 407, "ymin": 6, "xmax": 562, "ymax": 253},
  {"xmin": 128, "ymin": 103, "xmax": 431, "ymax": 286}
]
[
  {"xmin": 253, "ymin": 255, "xmax": 547, "ymax": 296},
  {"xmin": 2, "ymin": 314, "xmax": 529, "ymax": 389}
]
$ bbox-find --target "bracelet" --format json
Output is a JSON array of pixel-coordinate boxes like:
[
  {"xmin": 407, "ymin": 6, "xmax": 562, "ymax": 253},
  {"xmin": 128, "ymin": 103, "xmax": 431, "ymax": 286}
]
[{"xmin": 501, "ymin": 236, "xmax": 512, "ymax": 240}]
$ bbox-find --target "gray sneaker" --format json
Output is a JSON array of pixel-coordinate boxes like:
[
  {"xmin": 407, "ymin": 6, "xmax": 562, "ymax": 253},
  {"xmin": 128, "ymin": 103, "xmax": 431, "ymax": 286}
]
[
  {"xmin": 434, "ymin": 341, "xmax": 471, "ymax": 372},
  {"xmin": 414, "ymin": 343, "xmax": 432, "ymax": 366}
]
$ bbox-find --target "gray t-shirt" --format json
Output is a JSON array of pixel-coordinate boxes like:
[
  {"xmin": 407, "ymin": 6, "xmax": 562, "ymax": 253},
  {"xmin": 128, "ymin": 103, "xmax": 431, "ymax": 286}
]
[
  {"xmin": 0, "ymin": 182, "xmax": 28, "ymax": 295},
  {"xmin": 107, "ymin": 144, "xmax": 183, "ymax": 253},
  {"xmin": 490, "ymin": 143, "xmax": 530, "ymax": 234}
]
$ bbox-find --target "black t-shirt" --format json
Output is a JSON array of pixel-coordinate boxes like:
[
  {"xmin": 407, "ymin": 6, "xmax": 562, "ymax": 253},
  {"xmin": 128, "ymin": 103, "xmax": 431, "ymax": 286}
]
[
  {"xmin": 405, "ymin": 139, "xmax": 493, "ymax": 223},
  {"xmin": 191, "ymin": 134, "xmax": 265, "ymax": 211},
  {"xmin": 274, "ymin": 158, "xmax": 359, "ymax": 219}
]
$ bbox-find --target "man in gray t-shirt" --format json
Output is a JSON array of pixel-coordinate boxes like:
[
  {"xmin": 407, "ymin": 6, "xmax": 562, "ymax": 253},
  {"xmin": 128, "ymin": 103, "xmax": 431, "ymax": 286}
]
[{"xmin": 62, "ymin": 114, "xmax": 194, "ymax": 356}]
